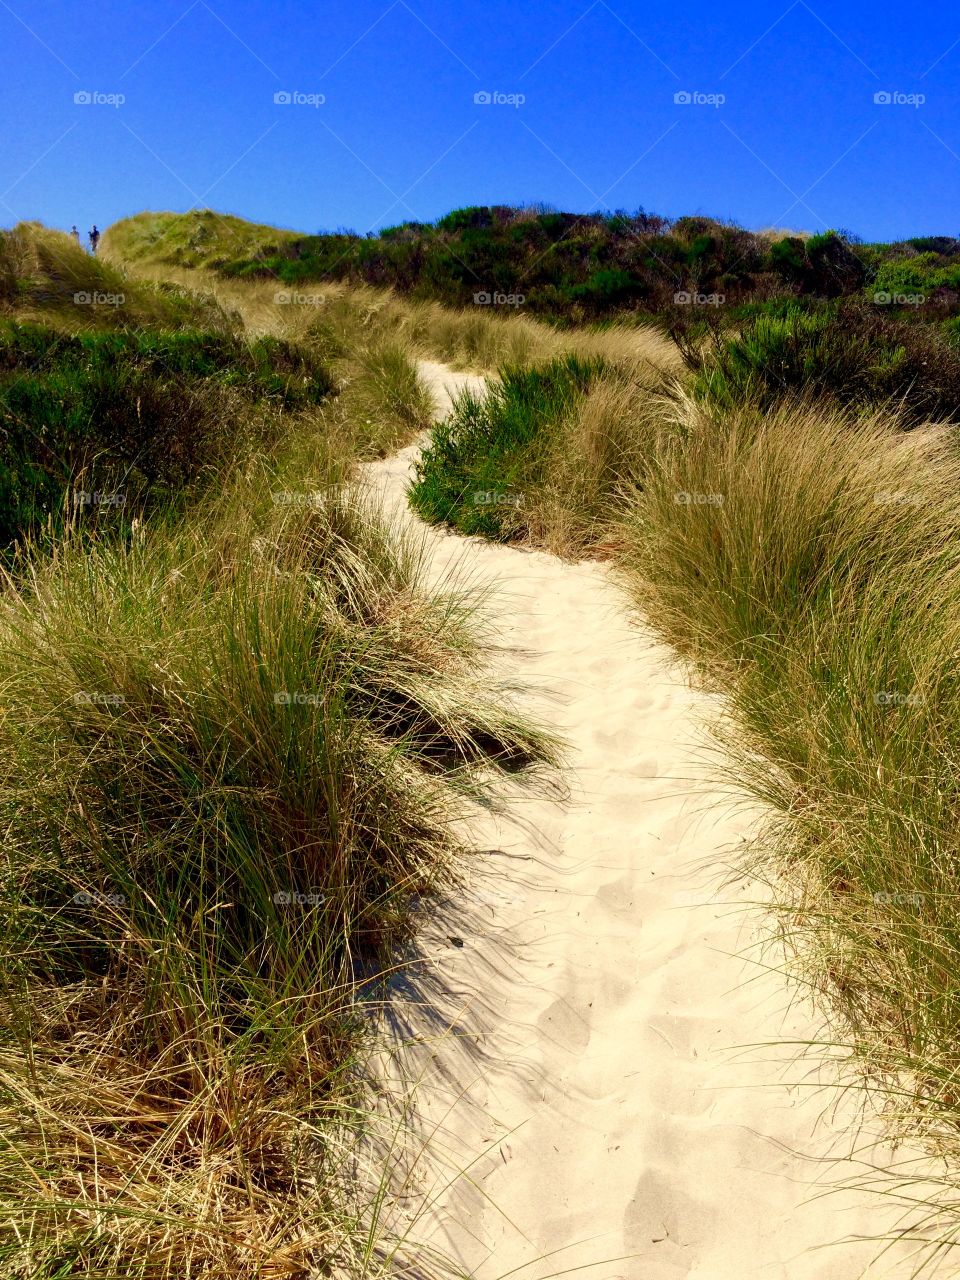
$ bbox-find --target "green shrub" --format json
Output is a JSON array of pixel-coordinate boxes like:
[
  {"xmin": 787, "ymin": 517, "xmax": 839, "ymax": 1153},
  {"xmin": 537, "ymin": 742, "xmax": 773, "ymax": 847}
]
[
  {"xmin": 696, "ymin": 302, "xmax": 960, "ymax": 423},
  {"xmin": 0, "ymin": 321, "xmax": 335, "ymax": 547},
  {"xmin": 107, "ymin": 209, "xmax": 960, "ymax": 330}
]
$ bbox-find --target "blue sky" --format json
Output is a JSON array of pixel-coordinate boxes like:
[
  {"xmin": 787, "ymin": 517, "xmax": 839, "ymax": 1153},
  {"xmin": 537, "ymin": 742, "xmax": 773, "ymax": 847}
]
[{"xmin": 1, "ymin": 0, "xmax": 958, "ymax": 242}]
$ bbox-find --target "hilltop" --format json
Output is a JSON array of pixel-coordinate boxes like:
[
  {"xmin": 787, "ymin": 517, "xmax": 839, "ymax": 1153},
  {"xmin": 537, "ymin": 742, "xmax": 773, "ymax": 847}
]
[{"xmin": 107, "ymin": 205, "xmax": 960, "ymax": 326}]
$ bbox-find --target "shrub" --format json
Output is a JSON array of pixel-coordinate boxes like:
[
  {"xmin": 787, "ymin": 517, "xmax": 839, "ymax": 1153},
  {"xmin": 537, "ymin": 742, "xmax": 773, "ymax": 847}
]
[
  {"xmin": 695, "ymin": 302, "xmax": 960, "ymax": 423},
  {"xmin": 0, "ymin": 321, "xmax": 334, "ymax": 547}
]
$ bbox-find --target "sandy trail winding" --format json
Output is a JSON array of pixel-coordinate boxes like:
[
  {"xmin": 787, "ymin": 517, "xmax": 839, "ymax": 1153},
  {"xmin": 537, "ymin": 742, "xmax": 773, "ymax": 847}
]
[{"xmin": 360, "ymin": 361, "xmax": 936, "ymax": 1280}]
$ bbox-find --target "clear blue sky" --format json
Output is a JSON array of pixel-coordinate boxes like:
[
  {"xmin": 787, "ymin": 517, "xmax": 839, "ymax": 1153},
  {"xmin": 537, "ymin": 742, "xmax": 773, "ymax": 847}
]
[{"xmin": 1, "ymin": 0, "xmax": 957, "ymax": 242}]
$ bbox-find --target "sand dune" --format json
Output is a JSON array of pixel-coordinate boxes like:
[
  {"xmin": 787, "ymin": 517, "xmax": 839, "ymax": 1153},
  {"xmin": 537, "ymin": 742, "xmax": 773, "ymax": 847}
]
[{"xmin": 359, "ymin": 362, "xmax": 939, "ymax": 1279}]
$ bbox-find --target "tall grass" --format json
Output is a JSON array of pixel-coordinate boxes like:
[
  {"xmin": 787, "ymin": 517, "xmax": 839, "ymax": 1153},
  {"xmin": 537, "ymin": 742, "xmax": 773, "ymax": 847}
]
[
  {"xmin": 618, "ymin": 392, "xmax": 960, "ymax": 1249},
  {"xmin": 409, "ymin": 356, "xmax": 668, "ymax": 557},
  {"xmin": 98, "ymin": 261, "xmax": 439, "ymax": 461},
  {"xmin": 297, "ymin": 284, "xmax": 678, "ymax": 377},
  {"xmin": 0, "ymin": 430, "xmax": 557, "ymax": 1276},
  {"xmin": 103, "ymin": 227, "xmax": 679, "ymax": 381},
  {"xmin": 2, "ymin": 222, "xmax": 233, "ymax": 333}
]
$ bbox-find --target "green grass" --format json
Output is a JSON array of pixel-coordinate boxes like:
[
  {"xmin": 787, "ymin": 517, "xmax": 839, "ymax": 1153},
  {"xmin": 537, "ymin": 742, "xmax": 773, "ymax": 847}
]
[
  {"xmin": 0, "ymin": 224, "xmax": 340, "ymax": 550},
  {"xmin": 0, "ymin": 320, "xmax": 334, "ymax": 550},
  {"xmin": 102, "ymin": 208, "xmax": 960, "ymax": 332},
  {"xmin": 0, "ymin": 225, "xmax": 563, "ymax": 1274},
  {"xmin": 1, "ymin": 221, "xmax": 236, "ymax": 333},
  {"xmin": 0, "ymin": 426, "xmax": 557, "ymax": 1277},
  {"xmin": 408, "ymin": 353, "xmax": 669, "ymax": 556},
  {"xmin": 100, "ymin": 209, "xmax": 301, "ymax": 273},
  {"xmin": 409, "ymin": 355, "xmax": 607, "ymax": 542}
]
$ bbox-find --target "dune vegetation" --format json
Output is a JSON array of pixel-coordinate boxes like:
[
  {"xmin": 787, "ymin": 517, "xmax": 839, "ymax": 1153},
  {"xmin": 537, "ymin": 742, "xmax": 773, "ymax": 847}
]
[
  {"xmin": 10, "ymin": 202, "xmax": 960, "ymax": 1272},
  {"xmin": 0, "ymin": 220, "xmax": 558, "ymax": 1278}
]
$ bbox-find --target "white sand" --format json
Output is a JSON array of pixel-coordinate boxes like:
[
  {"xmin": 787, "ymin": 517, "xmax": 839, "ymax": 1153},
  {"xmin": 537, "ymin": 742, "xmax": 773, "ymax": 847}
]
[{"xmin": 359, "ymin": 362, "xmax": 940, "ymax": 1279}]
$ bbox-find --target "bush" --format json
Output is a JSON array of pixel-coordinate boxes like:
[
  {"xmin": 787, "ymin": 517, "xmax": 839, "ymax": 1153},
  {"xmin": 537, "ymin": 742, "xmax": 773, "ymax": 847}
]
[
  {"xmin": 695, "ymin": 302, "xmax": 960, "ymax": 423},
  {"xmin": 0, "ymin": 321, "xmax": 334, "ymax": 547}
]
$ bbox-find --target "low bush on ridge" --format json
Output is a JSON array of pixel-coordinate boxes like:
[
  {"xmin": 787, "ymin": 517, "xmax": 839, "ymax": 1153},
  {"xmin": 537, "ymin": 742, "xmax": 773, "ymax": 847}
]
[
  {"xmin": 105, "ymin": 208, "xmax": 960, "ymax": 338},
  {"xmin": 0, "ymin": 320, "xmax": 334, "ymax": 548},
  {"xmin": 689, "ymin": 302, "xmax": 960, "ymax": 423}
]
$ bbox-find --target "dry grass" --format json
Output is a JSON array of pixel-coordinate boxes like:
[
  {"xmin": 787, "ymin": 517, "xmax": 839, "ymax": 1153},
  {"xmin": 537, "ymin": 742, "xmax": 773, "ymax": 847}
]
[{"xmin": 618, "ymin": 391, "xmax": 960, "ymax": 1258}]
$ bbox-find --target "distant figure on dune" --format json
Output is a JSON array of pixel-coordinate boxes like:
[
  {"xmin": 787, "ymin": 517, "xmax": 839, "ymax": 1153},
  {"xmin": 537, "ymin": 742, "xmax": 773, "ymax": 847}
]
[
  {"xmin": 70, "ymin": 225, "xmax": 80, "ymax": 246},
  {"xmin": 88, "ymin": 225, "xmax": 100, "ymax": 254}
]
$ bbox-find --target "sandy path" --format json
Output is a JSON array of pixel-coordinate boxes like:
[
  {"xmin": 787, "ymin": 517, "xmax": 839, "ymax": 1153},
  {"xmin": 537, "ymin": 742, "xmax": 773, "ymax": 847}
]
[{"xmin": 360, "ymin": 362, "xmax": 938, "ymax": 1280}]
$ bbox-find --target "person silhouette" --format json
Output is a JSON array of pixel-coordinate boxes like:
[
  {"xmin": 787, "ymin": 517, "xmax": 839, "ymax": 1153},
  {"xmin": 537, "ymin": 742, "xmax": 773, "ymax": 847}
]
[
  {"xmin": 70, "ymin": 225, "xmax": 80, "ymax": 246},
  {"xmin": 88, "ymin": 225, "xmax": 100, "ymax": 254}
]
